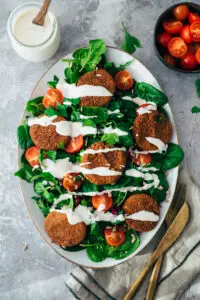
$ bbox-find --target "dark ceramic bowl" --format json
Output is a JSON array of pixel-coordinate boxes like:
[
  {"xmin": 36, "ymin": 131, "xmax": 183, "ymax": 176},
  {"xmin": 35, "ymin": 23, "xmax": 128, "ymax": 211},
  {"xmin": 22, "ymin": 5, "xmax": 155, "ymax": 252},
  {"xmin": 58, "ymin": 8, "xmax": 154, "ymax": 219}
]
[{"xmin": 154, "ymin": 2, "xmax": 200, "ymax": 73}]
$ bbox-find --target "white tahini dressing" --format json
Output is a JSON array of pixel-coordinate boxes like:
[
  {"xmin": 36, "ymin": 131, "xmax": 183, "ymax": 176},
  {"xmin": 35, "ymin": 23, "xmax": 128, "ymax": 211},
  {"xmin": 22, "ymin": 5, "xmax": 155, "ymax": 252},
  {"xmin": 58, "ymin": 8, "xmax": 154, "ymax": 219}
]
[
  {"xmin": 51, "ymin": 204, "xmax": 125, "ymax": 225},
  {"xmin": 137, "ymin": 166, "xmax": 159, "ymax": 172},
  {"xmin": 122, "ymin": 96, "xmax": 156, "ymax": 107},
  {"xmin": 27, "ymin": 115, "xmax": 97, "ymax": 137},
  {"xmin": 103, "ymin": 126, "xmax": 128, "ymax": 136},
  {"xmin": 13, "ymin": 8, "xmax": 53, "ymax": 46},
  {"xmin": 80, "ymin": 147, "xmax": 126, "ymax": 156},
  {"xmin": 126, "ymin": 210, "xmax": 159, "ymax": 222},
  {"xmin": 134, "ymin": 137, "xmax": 168, "ymax": 154},
  {"xmin": 56, "ymin": 78, "xmax": 113, "ymax": 99},
  {"xmin": 125, "ymin": 169, "xmax": 160, "ymax": 189},
  {"xmin": 136, "ymin": 104, "xmax": 157, "ymax": 115},
  {"xmin": 107, "ymin": 109, "xmax": 120, "ymax": 115},
  {"xmin": 42, "ymin": 157, "xmax": 122, "ymax": 179}
]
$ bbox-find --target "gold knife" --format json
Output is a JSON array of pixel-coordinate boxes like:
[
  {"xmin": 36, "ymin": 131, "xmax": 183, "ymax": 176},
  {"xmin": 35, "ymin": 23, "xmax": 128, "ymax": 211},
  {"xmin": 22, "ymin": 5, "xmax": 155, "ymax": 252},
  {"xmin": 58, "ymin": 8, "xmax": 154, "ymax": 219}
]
[{"xmin": 123, "ymin": 202, "xmax": 189, "ymax": 300}]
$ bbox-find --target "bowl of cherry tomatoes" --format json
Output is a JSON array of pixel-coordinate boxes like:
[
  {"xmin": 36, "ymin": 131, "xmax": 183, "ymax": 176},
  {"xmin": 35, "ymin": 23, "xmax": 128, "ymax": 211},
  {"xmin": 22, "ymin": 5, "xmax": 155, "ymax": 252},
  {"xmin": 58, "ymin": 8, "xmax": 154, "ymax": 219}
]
[{"xmin": 154, "ymin": 2, "xmax": 200, "ymax": 72}]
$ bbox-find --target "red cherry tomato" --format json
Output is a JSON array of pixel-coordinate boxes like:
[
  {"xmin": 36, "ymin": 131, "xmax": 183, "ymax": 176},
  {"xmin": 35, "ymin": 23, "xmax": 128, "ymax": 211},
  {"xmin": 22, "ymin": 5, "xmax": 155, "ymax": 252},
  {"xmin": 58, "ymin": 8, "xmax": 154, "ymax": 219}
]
[
  {"xmin": 168, "ymin": 37, "xmax": 187, "ymax": 57},
  {"xmin": 173, "ymin": 5, "xmax": 189, "ymax": 21},
  {"xmin": 157, "ymin": 32, "xmax": 171, "ymax": 47},
  {"xmin": 189, "ymin": 12, "xmax": 200, "ymax": 24},
  {"xmin": 163, "ymin": 54, "xmax": 176, "ymax": 66},
  {"xmin": 25, "ymin": 146, "xmax": 40, "ymax": 167},
  {"xmin": 180, "ymin": 25, "xmax": 192, "ymax": 44},
  {"xmin": 133, "ymin": 153, "xmax": 152, "ymax": 166},
  {"xmin": 92, "ymin": 193, "xmax": 113, "ymax": 211},
  {"xmin": 190, "ymin": 21, "xmax": 200, "ymax": 42},
  {"xmin": 114, "ymin": 70, "xmax": 133, "ymax": 91},
  {"xmin": 104, "ymin": 227, "xmax": 125, "ymax": 247},
  {"xmin": 195, "ymin": 48, "xmax": 200, "ymax": 64},
  {"xmin": 65, "ymin": 135, "xmax": 84, "ymax": 154},
  {"xmin": 163, "ymin": 20, "xmax": 183, "ymax": 35},
  {"xmin": 180, "ymin": 53, "xmax": 198, "ymax": 70},
  {"xmin": 42, "ymin": 88, "xmax": 63, "ymax": 108},
  {"xmin": 63, "ymin": 173, "xmax": 83, "ymax": 192}
]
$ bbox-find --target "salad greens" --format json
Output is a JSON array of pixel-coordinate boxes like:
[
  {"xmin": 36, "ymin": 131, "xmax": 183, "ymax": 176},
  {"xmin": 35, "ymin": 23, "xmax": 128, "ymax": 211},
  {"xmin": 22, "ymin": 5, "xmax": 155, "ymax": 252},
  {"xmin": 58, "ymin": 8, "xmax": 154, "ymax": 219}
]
[
  {"xmin": 120, "ymin": 23, "xmax": 142, "ymax": 54},
  {"xmin": 15, "ymin": 38, "xmax": 184, "ymax": 263}
]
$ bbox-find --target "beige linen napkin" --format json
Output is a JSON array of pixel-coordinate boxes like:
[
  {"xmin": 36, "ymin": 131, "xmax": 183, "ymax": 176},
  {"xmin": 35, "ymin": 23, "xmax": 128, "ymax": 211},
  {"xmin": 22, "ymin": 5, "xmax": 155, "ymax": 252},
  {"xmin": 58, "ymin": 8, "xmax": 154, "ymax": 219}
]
[{"xmin": 66, "ymin": 169, "xmax": 200, "ymax": 300}]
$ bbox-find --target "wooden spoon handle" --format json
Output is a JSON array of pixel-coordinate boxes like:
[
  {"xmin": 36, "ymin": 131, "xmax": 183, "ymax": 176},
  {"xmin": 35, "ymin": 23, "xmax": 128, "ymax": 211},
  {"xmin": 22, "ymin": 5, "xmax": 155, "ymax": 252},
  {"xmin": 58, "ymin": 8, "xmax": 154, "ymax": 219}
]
[
  {"xmin": 32, "ymin": 0, "xmax": 51, "ymax": 26},
  {"xmin": 146, "ymin": 256, "xmax": 163, "ymax": 300}
]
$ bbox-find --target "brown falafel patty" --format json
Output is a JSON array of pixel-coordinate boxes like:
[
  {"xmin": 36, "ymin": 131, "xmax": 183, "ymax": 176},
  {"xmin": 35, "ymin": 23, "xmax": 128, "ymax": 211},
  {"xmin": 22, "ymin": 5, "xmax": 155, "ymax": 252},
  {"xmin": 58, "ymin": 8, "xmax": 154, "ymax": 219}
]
[
  {"xmin": 44, "ymin": 211, "xmax": 87, "ymax": 247},
  {"xmin": 133, "ymin": 112, "xmax": 172, "ymax": 151},
  {"xmin": 30, "ymin": 115, "xmax": 70, "ymax": 151},
  {"xmin": 81, "ymin": 141, "xmax": 127, "ymax": 185},
  {"xmin": 123, "ymin": 193, "xmax": 159, "ymax": 232},
  {"xmin": 77, "ymin": 69, "xmax": 116, "ymax": 107}
]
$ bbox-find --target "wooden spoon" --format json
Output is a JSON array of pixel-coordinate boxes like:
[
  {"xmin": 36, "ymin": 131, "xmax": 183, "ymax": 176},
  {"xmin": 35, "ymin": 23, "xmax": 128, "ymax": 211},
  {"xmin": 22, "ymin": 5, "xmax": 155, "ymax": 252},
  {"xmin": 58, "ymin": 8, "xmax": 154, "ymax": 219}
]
[{"xmin": 32, "ymin": 0, "xmax": 51, "ymax": 26}]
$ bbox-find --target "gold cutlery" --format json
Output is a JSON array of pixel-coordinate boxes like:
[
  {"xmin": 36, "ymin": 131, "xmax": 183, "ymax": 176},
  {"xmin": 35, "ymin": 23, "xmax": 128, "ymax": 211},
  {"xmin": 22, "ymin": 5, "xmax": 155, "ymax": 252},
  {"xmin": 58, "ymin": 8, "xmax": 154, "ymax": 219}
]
[{"xmin": 123, "ymin": 190, "xmax": 189, "ymax": 300}]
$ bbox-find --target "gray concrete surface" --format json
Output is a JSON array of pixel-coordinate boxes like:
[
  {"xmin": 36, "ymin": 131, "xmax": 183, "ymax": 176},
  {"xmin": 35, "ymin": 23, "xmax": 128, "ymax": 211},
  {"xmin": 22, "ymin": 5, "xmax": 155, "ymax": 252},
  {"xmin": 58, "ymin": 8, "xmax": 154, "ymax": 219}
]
[{"xmin": 1, "ymin": 0, "xmax": 200, "ymax": 299}]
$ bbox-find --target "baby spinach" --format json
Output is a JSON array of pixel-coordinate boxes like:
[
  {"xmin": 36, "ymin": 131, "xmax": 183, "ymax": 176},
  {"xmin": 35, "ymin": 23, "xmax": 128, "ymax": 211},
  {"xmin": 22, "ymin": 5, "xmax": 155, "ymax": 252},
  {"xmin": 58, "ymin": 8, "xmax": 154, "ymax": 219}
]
[
  {"xmin": 120, "ymin": 23, "xmax": 142, "ymax": 54},
  {"xmin": 45, "ymin": 150, "xmax": 57, "ymax": 162},
  {"xmin": 161, "ymin": 143, "xmax": 184, "ymax": 171},
  {"xmin": 82, "ymin": 119, "xmax": 97, "ymax": 128},
  {"xmin": 15, "ymin": 163, "xmax": 41, "ymax": 183},
  {"xmin": 17, "ymin": 125, "xmax": 33, "ymax": 149},
  {"xmin": 112, "ymin": 191, "xmax": 127, "ymax": 206},
  {"xmin": 195, "ymin": 79, "xmax": 200, "ymax": 97},
  {"xmin": 119, "ymin": 134, "xmax": 134, "ymax": 148},
  {"xmin": 104, "ymin": 60, "xmax": 134, "ymax": 77},
  {"xmin": 191, "ymin": 106, "xmax": 200, "ymax": 113},
  {"xmin": 32, "ymin": 197, "xmax": 50, "ymax": 217},
  {"xmin": 134, "ymin": 82, "xmax": 168, "ymax": 106},
  {"xmin": 64, "ymin": 63, "xmax": 81, "ymax": 84},
  {"xmin": 45, "ymin": 103, "xmax": 67, "ymax": 117},
  {"xmin": 26, "ymin": 96, "xmax": 45, "ymax": 116},
  {"xmin": 101, "ymin": 133, "xmax": 119, "ymax": 146},
  {"xmin": 81, "ymin": 107, "xmax": 108, "ymax": 124},
  {"xmin": 47, "ymin": 75, "xmax": 59, "ymax": 88},
  {"xmin": 73, "ymin": 39, "xmax": 106, "ymax": 72}
]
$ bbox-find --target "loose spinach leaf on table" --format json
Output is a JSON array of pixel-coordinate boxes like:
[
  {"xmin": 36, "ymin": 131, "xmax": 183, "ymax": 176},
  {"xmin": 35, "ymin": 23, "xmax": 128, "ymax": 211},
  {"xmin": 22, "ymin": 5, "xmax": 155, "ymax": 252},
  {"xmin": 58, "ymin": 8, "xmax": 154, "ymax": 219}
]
[
  {"xmin": 191, "ymin": 106, "xmax": 200, "ymax": 113},
  {"xmin": 26, "ymin": 96, "xmax": 45, "ymax": 116},
  {"xmin": 161, "ymin": 143, "xmax": 184, "ymax": 171},
  {"xmin": 17, "ymin": 125, "xmax": 33, "ymax": 149},
  {"xmin": 120, "ymin": 23, "xmax": 142, "ymax": 54},
  {"xmin": 195, "ymin": 79, "xmax": 200, "ymax": 97},
  {"xmin": 134, "ymin": 82, "xmax": 168, "ymax": 106},
  {"xmin": 47, "ymin": 75, "xmax": 59, "ymax": 88}
]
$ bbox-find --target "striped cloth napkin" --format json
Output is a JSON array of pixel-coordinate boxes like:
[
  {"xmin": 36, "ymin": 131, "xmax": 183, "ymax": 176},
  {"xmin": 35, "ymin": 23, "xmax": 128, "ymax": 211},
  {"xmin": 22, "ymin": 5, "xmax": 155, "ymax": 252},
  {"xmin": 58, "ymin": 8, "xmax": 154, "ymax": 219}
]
[{"xmin": 66, "ymin": 169, "xmax": 200, "ymax": 300}]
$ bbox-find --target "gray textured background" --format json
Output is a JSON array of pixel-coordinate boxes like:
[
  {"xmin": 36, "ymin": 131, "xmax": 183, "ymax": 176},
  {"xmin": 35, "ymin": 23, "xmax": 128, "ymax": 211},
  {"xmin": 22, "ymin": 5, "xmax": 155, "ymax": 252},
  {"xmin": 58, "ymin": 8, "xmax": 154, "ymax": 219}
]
[{"xmin": 1, "ymin": 0, "xmax": 200, "ymax": 299}]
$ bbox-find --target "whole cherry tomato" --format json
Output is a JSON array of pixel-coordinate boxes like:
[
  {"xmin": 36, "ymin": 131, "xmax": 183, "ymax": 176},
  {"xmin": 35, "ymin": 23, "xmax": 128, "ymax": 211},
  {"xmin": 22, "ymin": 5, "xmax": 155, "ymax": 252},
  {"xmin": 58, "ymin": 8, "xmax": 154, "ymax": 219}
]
[
  {"xmin": 180, "ymin": 53, "xmax": 198, "ymax": 70},
  {"xmin": 173, "ymin": 5, "xmax": 189, "ymax": 21},
  {"xmin": 157, "ymin": 32, "xmax": 171, "ymax": 47}
]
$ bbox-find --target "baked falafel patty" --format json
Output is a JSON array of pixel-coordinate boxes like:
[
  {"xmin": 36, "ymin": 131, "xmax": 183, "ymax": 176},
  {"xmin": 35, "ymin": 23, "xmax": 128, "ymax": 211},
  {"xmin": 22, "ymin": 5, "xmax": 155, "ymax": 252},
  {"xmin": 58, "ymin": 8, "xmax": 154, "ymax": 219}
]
[
  {"xmin": 81, "ymin": 141, "xmax": 127, "ymax": 185},
  {"xmin": 77, "ymin": 69, "xmax": 116, "ymax": 107},
  {"xmin": 123, "ymin": 193, "xmax": 160, "ymax": 232},
  {"xmin": 30, "ymin": 115, "xmax": 70, "ymax": 150},
  {"xmin": 44, "ymin": 211, "xmax": 87, "ymax": 247},
  {"xmin": 133, "ymin": 112, "xmax": 172, "ymax": 151}
]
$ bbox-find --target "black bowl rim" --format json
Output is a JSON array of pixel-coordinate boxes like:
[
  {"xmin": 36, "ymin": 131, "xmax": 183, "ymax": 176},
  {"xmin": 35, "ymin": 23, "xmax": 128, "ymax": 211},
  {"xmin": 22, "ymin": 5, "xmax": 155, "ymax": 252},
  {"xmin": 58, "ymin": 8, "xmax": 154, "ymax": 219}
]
[{"xmin": 154, "ymin": 1, "xmax": 200, "ymax": 73}]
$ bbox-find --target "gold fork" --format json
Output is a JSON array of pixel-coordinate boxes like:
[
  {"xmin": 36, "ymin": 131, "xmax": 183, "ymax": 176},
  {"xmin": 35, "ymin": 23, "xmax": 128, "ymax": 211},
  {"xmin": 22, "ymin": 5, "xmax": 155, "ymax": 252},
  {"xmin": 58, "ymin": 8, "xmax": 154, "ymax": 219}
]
[{"xmin": 146, "ymin": 184, "xmax": 186, "ymax": 300}]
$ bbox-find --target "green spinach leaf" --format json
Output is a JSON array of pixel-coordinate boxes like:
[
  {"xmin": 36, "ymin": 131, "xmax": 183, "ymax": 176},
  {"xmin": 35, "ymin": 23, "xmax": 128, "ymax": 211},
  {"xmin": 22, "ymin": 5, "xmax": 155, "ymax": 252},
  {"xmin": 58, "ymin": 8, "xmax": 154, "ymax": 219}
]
[
  {"xmin": 195, "ymin": 79, "xmax": 200, "ymax": 97},
  {"xmin": 26, "ymin": 96, "xmax": 45, "ymax": 116},
  {"xmin": 120, "ymin": 23, "xmax": 142, "ymax": 54},
  {"xmin": 47, "ymin": 75, "xmax": 59, "ymax": 88},
  {"xmin": 101, "ymin": 133, "xmax": 119, "ymax": 146},
  {"xmin": 161, "ymin": 143, "xmax": 184, "ymax": 171},
  {"xmin": 17, "ymin": 125, "xmax": 33, "ymax": 149},
  {"xmin": 134, "ymin": 82, "xmax": 168, "ymax": 106},
  {"xmin": 45, "ymin": 103, "xmax": 67, "ymax": 117},
  {"xmin": 191, "ymin": 106, "xmax": 200, "ymax": 113}
]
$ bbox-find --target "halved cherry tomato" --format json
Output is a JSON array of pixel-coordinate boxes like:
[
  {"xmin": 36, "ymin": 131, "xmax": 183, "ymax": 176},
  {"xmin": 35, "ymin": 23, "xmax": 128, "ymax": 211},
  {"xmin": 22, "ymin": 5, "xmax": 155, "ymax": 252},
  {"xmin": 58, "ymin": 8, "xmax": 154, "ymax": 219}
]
[
  {"xmin": 163, "ymin": 20, "xmax": 183, "ymax": 35},
  {"xmin": 63, "ymin": 173, "xmax": 83, "ymax": 192},
  {"xmin": 190, "ymin": 21, "xmax": 200, "ymax": 42},
  {"xmin": 25, "ymin": 146, "xmax": 40, "ymax": 167},
  {"xmin": 157, "ymin": 32, "xmax": 171, "ymax": 47},
  {"xmin": 189, "ymin": 12, "xmax": 200, "ymax": 24},
  {"xmin": 180, "ymin": 53, "xmax": 198, "ymax": 70},
  {"xmin": 180, "ymin": 25, "xmax": 192, "ymax": 44},
  {"xmin": 114, "ymin": 70, "xmax": 133, "ymax": 91},
  {"xmin": 42, "ymin": 88, "xmax": 63, "ymax": 108},
  {"xmin": 133, "ymin": 153, "xmax": 152, "ymax": 166},
  {"xmin": 163, "ymin": 54, "xmax": 176, "ymax": 66},
  {"xmin": 92, "ymin": 193, "xmax": 113, "ymax": 211},
  {"xmin": 173, "ymin": 5, "xmax": 189, "ymax": 21},
  {"xmin": 168, "ymin": 37, "xmax": 187, "ymax": 57},
  {"xmin": 195, "ymin": 48, "xmax": 200, "ymax": 64},
  {"xmin": 65, "ymin": 135, "xmax": 84, "ymax": 154},
  {"xmin": 104, "ymin": 227, "xmax": 125, "ymax": 247}
]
